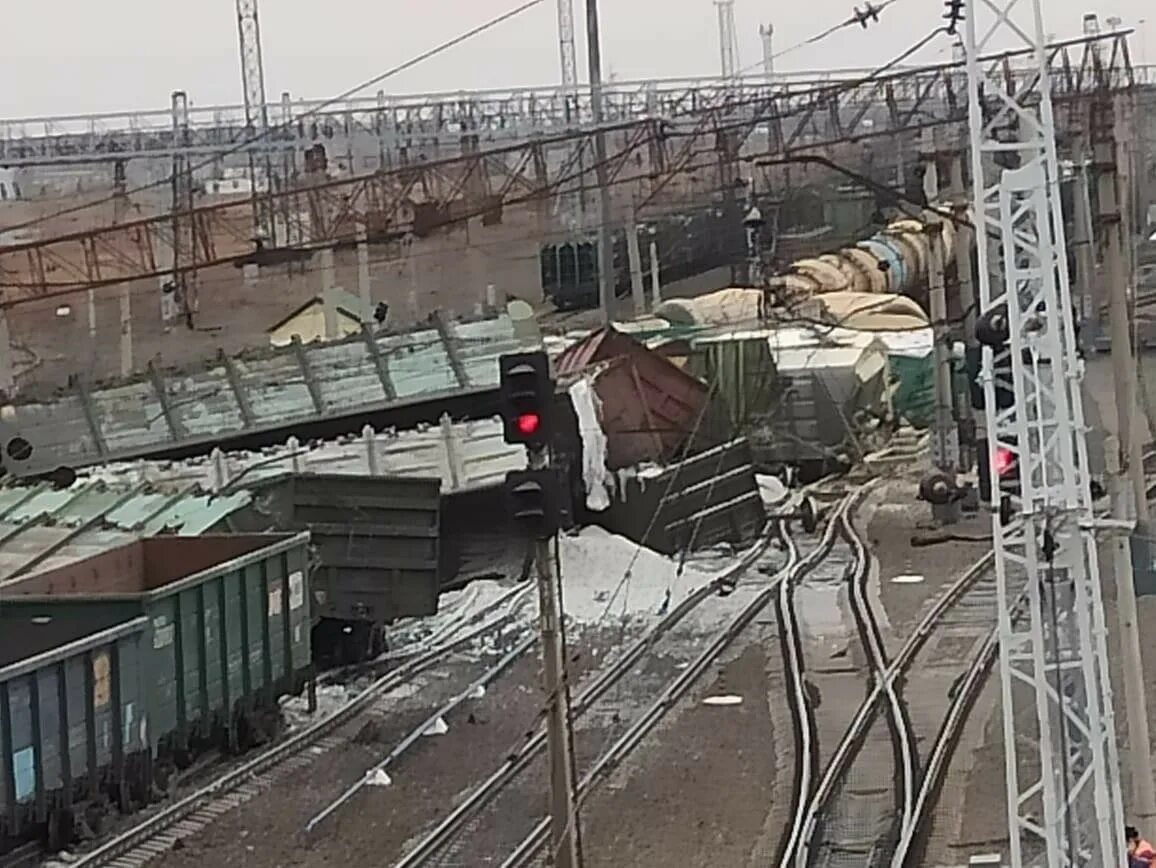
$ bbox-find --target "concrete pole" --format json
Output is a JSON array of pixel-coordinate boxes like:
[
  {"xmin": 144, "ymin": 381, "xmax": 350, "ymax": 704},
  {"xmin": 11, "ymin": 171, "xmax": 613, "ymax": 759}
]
[
  {"xmin": 529, "ymin": 444, "xmax": 583, "ymax": 868},
  {"xmin": 922, "ymin": 134, "xmax": 959, "ymax": 523},
  {"xmin": 586, "ymin": 0, "xmax": 614, "ymax": 325},
  {"xmin": 1073, "ymin": 157, "xmax": 1098, "ymax": 352},
  {"xmin": 287, "ymin": 435, "xmax": 302, "ymax": 473},
  {"xmin": 320, "ymin": 247, "xmax": 336, "ymax": 292},
  {"xmin": 1106, "ymin": 435, "xmax": 1156, "ymax": 826},
  {"xmin": 407, "ymin": 241, "xmax": 420, "ymax": 322},
  {"xmin": 87, "ymin": 289, "xmax": 97, "ymax": 353},
  {"xmin": 1097, "ymin": 107, "xmax": 1156, "ymax": 825},
  {"xmin": 1097, "ymin": 135, "xmax": 1151, "ymax": 524},
  {"xmin": 949, "ymin": 152, "xmax": 977, "ymax": 472},
  {"xmin": 648, "ymin": 239, "xmax": 661, "ymax": 307},
  {"xmin": 0, "ymin": 308, "xmax": 14, "ymax": 396},
  {"xmin": 119, "ymin": 285, "xmax": 133, "ymax": 377},
  {"xmin": 356, "ymin": 221, "xmax": 372, "ymax": 319},
  {"xmin": 626, "ymin": 204, "xmax": 645, "ymax": 315},
  {"xmin": 362, "ymin": 424, "xmax": 379, "ymax": 475}
]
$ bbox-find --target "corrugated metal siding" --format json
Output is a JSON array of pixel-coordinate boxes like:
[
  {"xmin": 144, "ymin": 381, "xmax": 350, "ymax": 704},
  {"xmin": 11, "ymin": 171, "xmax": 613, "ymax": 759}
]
[
  {"xmin": 0, "ymin": 619, "xmax": 148, "ymax": 834},
  {"xmin": 11, "ymin": 315, "xmax": 527, "ymax": 471},
  {"xmin": 0, "ymin": 482, "xmax": 254, "ymax": 590},
  {"xmin": 0, "ymin": 535, "xmax": 311, "ymax": 753},
  {"xmin": 82, "ymin": 418, "xmax": 525, "ymax": 496}
]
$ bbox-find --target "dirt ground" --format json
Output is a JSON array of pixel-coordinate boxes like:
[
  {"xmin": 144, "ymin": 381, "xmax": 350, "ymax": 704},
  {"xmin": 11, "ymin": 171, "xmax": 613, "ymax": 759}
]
[
  {"xmin": 578, "ymin": 643, "xmax": 779, "ymax": 868},
  {"xmin": 156, "ymin": 651, "xmax": 548, "ymax": 868}
]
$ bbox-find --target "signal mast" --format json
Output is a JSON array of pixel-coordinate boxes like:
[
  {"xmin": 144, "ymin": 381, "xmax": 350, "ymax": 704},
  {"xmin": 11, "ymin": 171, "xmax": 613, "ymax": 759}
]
[{"xmin": 961, "ymin": 0, "xmax": 1127, "ymax": 864}]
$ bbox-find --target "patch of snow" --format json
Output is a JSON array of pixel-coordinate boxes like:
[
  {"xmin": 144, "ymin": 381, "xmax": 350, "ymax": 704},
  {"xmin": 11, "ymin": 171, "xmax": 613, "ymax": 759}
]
[
  {"xmin": 383, "ymin": 580, "xmax": 525, "ymax": 656},
  {"xmin": 366, "ymin": 769, "xmax": 392, "ymax": 787},
  {"xmin": 756, "ymin": 473, "xmax": 789, "ymax": 507},
  {"xmin": 557, "ymin": 526, "xmax": 714, "ymax": 623},
  {"xmin": 422, "ymin": 716, "xmax": 449, "ymax": 737},
  {"xmin": 891, "ymin": 574, "xmax": 925, "ymax": 585},
  {"xmin": 702, "ymin": 695, "xmax": 744, "ymax": 706},
  {"xmin": 280, "ymin": 684, "xmax": 349, "ymax": 730}
]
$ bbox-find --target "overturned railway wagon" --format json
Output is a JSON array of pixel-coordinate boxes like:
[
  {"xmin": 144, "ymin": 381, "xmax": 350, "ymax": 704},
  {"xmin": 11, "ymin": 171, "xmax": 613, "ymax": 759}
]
[{"xmin": 0, "ymin": 533, "xmax": 312, "ymax": 857}]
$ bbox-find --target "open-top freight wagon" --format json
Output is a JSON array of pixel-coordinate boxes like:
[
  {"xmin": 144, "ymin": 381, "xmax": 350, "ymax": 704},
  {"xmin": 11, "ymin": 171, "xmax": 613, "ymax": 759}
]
[{"xmin": 0, "ymin": 532, "xmax": 313, "ymax": 857}]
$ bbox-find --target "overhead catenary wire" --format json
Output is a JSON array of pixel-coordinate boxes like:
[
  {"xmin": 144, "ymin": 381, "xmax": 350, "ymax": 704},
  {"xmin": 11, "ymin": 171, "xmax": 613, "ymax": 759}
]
[
  {"xmin": 0, "ymin": 112, "xmax": 976, "ymax": 301},
  {"xmin": 0, "ymin": 0, "xmax": 548, "ymax": 237},
  {"xmin": 4, "ymin": 15, "xmax": 1054, "ymax": 298},
  {"xmin": 732, "ymin": 0, "xmax": 910, "ymax": 77}
]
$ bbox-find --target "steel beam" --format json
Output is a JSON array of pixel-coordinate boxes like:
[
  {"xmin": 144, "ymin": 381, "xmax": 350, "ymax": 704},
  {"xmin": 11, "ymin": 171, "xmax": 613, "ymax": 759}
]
[
  {"xmin": 360, "ymin": 324, "xmax": 397, "ymax": 401},
  {"xmin": 291, "ymin": 335, "xmax": 325, "ymax": 414},
  {"xmin": 148, "ymin": 361, "xmax": 184, "ymax": 442}
]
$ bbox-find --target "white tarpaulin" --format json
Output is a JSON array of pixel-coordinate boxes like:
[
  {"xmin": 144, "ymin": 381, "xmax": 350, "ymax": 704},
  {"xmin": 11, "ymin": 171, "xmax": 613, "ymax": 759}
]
[{"xmin": 568, "ymin": 378, "xmax": 612, "ymax": 512}]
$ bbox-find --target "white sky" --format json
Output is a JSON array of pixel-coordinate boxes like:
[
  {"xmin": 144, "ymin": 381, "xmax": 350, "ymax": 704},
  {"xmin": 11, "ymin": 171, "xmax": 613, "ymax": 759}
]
[{"xmin": 1, "ymin": 0, "xmax": 1153, "ymax": 118}]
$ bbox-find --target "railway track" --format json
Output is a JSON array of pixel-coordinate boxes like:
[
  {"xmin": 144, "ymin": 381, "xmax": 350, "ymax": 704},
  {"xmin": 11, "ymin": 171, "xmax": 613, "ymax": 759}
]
[
  {"xmin": 391, "ymin": 518, "xmax": 790, "ymax": 867},
  {"xmin": 776, "ymin": 495, "xmax": 1005, "ymax": 868},
  {"xmin": 68, "ymin": 584, "xmax": 536, "ymax": 868},
  {"xmin": 488, "ymin": 490, "xmax": 876, "ymax": 868}
]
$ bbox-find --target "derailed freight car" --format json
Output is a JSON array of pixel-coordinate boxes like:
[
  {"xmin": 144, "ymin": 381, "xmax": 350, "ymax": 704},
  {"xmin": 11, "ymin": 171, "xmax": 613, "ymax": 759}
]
[{"xmin": 0, "ymin": 533, "xmax": 312, "ymax": 856}]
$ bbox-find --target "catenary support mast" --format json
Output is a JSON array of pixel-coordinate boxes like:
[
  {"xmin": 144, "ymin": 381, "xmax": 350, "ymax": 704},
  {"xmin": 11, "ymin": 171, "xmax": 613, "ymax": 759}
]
[
  {"xmin": 963, "ymin": 1, "xmax": 1126, "ymax": 865},
  {"xmin": 236, "ymin": 0, "xmax": 278, "ymax": 245}
]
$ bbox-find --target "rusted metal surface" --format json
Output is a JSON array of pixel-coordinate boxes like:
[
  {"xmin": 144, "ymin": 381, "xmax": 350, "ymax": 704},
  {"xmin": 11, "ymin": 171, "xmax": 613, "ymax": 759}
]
[{"xmin": 556, "ymin": 326, "xmax": 708, "ymax": 470}]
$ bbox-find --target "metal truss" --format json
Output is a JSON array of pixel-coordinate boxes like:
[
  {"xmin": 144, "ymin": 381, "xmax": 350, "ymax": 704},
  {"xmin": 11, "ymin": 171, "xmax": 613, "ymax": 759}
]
[
  {"xmin": 235, "ymin": 0, "xmax": 278, "ymax": 244},
  {"xmin": 0, "ymin": 33, "xmax": 1137, "ymax": 167},
  {"xmin": 965, "ymin": 2, "xmax": 1126, "ymax": 866},
  {"xmin": 0, "ymin": 33, "xmax": 1137, "ymax": 307}
]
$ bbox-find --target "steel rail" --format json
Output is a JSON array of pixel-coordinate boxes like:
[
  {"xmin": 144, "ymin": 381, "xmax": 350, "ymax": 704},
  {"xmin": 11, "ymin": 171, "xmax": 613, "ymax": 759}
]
[
  {"xmin": 71, "ymin": 585, "xmax": 535, "ymax": 867},
  {"xmin": 884, "ymin": 455, "xmax": 1156, "ymax": 865},
  {"xmin": 889, "ymin": 612, "xmax": 1003, "ymax": 866},
  {"xmin": 499, "ymin": 490, "xmax": 871, "ymax": 868},
  {"xmin": 784, "ymin": 531, "xmax": 997, "ymax": 867},
  {"xmin": 392, "ymin": 524, "xmax": 779, "ymax": 867},
  {"xmin": 841, "ymin": 505, "xmax": 917, "ymax": 852},
  {"xmin": 774, "ymin": 522, "xmax": 821, "ymax": 865}
]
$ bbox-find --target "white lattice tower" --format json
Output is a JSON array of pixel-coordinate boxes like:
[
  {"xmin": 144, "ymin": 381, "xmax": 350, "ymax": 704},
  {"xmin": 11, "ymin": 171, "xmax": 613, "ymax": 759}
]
[
  {"xmin": 963, "ymin": 2, "xmax": 1126, "ymax": 866},
  {"xmin": 715, "ymin": 1, "xmax": 739, "ymax": 80},
  {"xmin": 236, "ymin": 0, "xmax": 278, "ymax": 244},
  {"xmin": 557, "ymin": 0, "xmax": 578, "ymax": 97},
  {"xmin": 759, "ymin": 23, "xmax": 774, "ymax": 84}
]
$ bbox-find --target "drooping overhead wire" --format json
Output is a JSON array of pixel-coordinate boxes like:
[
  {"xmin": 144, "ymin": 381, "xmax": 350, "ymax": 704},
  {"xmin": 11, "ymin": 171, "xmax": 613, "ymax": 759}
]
[
  {"xmin": 1, "ymin": 0, "xmax": 547, "ymax": 237},
  {"xmin": 732, "ymin": 0, "xmax": 910, "ymax": 77}
]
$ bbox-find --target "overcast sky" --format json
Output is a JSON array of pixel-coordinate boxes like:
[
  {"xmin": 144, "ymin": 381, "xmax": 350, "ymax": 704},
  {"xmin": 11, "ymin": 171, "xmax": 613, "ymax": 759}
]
[{"xmin": 1, "ymin": 0, "xmax": 1152, "ymax": 119}]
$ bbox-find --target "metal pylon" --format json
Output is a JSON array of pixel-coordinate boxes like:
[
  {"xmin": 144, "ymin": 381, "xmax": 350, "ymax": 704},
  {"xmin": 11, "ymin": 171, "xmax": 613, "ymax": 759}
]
[
  {"xmin": 236, "ymin": 0, "xmax": 277, "ymax": 245},
  {"xmin": 963, "ymin": 1, "xmax": 1126, "ymax": 866}
]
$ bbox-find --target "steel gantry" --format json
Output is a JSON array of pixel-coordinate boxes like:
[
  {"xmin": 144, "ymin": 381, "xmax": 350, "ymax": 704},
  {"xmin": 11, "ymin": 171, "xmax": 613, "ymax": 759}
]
[{"xmin": 964, "ymin": 0, "xmax": 1127, "ymax": 865}]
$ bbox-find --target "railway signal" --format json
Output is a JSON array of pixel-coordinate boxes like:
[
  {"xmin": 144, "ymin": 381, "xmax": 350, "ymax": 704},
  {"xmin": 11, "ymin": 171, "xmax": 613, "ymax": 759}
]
[
  {"xmin": 506, "ymin": 468, "xmax": 560, "ymax": 539},
  {"xmin": 499, "ymin": 351, "xmax": 553, "ymax": 447},
  {"xmin": 496, "ymin": 350, "xmax": 582, "ymax": 868}
]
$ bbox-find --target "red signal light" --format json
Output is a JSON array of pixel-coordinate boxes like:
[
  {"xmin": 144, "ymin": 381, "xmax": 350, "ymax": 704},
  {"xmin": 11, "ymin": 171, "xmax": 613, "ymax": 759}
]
[
  {"xmin": 994, "ymin": 447, "xmax": 1016, "ymax": 477},
  {"xmin": 516, "ymin": 413, "xmax": 541, "ymax": 436}
]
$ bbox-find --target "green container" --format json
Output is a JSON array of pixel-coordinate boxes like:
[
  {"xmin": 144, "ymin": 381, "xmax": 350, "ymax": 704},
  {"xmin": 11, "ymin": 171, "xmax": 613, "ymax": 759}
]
[{"xmin": 0, "ymin": 533, "xmax": 312, "ymax": 752}]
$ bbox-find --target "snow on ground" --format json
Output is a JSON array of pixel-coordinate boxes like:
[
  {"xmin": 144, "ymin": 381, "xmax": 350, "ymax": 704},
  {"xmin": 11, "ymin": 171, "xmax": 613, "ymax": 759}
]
[
  {"xmin": 281, "ymin": 684, "xmax": 352, "ymax": 731},
  {"xmin": 382, "ymin": 579, "xmax": 526, "ymax": 654},
  {"xmin": 557, "ymin": 526, "xmax": 715, "ymax": 623}
]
